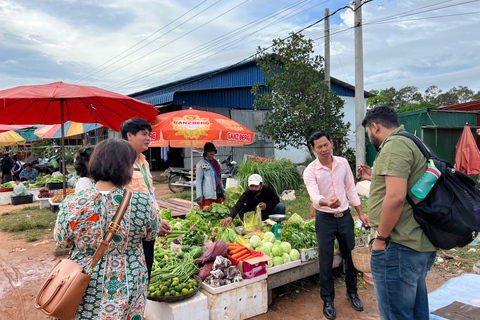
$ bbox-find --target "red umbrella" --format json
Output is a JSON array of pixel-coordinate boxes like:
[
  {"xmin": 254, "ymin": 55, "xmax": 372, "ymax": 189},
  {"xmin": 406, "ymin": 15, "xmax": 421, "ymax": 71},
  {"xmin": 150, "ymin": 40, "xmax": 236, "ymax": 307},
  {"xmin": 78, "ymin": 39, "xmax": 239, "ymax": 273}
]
[
  {"xmin": 454, "ymin": 124, "xmax": 480, "ymax": 175},
  {"xmin": 0, "ymin": 81, "xmax": 158, "ymax": 192}
]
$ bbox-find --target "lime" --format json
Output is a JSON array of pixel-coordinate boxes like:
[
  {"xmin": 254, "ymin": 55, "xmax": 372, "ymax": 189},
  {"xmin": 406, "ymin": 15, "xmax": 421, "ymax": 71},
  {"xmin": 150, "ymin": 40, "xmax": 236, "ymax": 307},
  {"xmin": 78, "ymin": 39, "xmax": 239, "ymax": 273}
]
[
  {"xmin": 173, "ymin": 277, "xmax": 179, "ymax": 282},
  {"xmin": 149, "ymin": 286, "xmax": 155, "ymax": 292},
  {"xmin": 176, "ymin": 292, "xmax": 180, "ymax": 296},
  {"xmin": 171, "ymin": 281, "xmax": 179, "ymax": 287},
  {"xmin": 164, "ymin": 292, "xmax": 171, "ymax": 297},
  {"xmin": 187, "ymin": 279, "xmax": 194, "ymax": 283},
  {"xmin": 181, "ymin": 288, "xmax": 189, "ymax": 295},
  {"xmin": 164, "ymin": 281, "xmax": 171, "ymax": 287},
  {"xmin": 193, "ymin": 280, "xmax": 198, "ymax": 286},
  {"xmin": 174, "ymin": 285, "xmax": 181, "ymax": 292},
  {"xmin": 161, "ymin": 286, "xmax": 169, "ymax": 294},
  {"xmin": 188, "ymin": 288, "xmax": 193, "ymax": 293},
  {"xmin": 155, "ymin": 290, "xmax": 161, "ymax": 296},
  {"xmin": 170, "ymin": 290, "xmax": 176, "ymax": 296}
]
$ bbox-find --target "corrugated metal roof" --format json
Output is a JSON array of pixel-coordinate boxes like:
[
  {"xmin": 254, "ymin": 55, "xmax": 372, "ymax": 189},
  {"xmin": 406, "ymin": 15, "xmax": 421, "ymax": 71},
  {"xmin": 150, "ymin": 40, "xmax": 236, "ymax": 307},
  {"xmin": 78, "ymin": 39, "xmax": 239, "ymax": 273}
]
[
  {"xmin": 439, "ymin": 99, "xmax": 480, "ymax": 111},
  {"xmin": 129, "ymin": 59, "xmax": 374, "ymax": 107}
]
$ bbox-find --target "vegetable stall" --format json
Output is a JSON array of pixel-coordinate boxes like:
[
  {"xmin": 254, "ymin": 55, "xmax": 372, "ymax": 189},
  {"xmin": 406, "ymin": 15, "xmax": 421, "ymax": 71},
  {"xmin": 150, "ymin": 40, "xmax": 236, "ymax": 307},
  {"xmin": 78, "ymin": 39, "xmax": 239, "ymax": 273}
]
[{"xmin": 144, "ymin": 189, "xmax": 346, "ymax": 320}]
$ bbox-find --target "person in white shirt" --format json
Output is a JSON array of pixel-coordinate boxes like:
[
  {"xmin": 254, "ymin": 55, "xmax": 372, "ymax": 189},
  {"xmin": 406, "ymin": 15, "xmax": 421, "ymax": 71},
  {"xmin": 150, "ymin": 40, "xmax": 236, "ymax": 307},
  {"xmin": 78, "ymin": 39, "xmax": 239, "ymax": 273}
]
[{"xmin": 74, "ymin": 146, "xmax": 94, "ymax": 193}]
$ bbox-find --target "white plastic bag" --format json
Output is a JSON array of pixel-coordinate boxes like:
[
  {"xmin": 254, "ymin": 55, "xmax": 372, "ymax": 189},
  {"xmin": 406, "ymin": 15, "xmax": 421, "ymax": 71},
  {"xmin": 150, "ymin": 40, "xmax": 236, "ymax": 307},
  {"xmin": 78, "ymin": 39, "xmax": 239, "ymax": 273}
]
[{"xmin": 13, "ymin": 182, "xmax": 29, "ymax": 196}]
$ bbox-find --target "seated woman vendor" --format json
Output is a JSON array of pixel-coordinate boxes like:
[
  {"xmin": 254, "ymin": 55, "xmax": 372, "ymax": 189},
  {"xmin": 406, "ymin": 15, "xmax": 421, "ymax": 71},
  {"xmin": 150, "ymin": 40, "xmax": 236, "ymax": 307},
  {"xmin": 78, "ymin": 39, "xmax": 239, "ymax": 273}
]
[{"xmin": 19, "ymin": 163, "xmax": 38, "ymax": 183}]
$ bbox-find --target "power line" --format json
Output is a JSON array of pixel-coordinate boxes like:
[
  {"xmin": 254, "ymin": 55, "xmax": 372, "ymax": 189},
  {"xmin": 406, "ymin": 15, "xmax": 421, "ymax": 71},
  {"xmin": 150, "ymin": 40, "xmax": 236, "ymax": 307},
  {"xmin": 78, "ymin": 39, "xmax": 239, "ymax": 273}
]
[
  {"xmin": 106, "ymin": 0, "xmax": 322, "ymax": 91},
  {"xmin": 83, "ymin": 0, "xmax": 251, "ymax": 86},
  {"xmin": 73, "ymin": 0, "xmax": 210, "ymax": 83}
]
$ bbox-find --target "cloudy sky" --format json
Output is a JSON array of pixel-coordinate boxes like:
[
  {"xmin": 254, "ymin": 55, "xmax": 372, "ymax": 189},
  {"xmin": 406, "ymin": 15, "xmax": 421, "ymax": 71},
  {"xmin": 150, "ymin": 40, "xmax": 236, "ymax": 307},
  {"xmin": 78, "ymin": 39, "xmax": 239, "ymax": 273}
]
[{"xmin": 0, "ymin": 0, "xmax": 479, "ymax": 96}]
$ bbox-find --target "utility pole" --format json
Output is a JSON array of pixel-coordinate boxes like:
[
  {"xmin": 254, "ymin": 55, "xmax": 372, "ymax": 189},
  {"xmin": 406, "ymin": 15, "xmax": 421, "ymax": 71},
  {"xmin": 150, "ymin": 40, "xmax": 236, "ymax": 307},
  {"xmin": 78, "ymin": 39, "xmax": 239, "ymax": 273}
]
[
  {"xmin": 354, "ymin": 0, "xmax": 366, "ymax": 171},
  {"xmin": 324, "ymin": 8, "xmax": 330, "ymax": 86}
]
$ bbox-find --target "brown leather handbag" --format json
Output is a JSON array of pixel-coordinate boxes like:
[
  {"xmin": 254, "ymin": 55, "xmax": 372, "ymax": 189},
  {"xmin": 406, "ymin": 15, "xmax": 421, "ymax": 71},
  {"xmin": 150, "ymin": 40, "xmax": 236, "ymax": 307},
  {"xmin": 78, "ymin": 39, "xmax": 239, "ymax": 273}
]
[{"xmin": 35, "ymin": 190, "xmax": 132, "ymax": 319}]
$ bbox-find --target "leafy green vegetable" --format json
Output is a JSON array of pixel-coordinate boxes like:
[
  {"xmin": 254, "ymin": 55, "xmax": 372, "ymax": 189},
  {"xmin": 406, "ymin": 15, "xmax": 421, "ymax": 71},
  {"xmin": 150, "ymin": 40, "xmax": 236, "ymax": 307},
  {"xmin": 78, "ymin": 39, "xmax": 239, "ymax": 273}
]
[
  {"xmin": 160, "ymin": 208, "xmax": 172, "ymax": 221},
  {"xmin": 280, "ymin": 219, "xmax": 317, "ymax": 250},
  {"xmin": 182, "ymin": 228, "xmax": 205, "ymax": 247},
  {"xmin": 224, "ymin": 186, "xmax": 244, "ymax": 209},
  {"xmin": 216, "ymin": 227, "xmax": 238, "ymax": 243}
]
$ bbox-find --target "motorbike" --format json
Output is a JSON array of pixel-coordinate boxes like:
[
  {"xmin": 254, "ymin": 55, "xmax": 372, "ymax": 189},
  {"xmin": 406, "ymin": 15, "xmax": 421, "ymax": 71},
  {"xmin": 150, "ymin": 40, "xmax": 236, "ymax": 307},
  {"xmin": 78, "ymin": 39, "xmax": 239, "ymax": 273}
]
[
  {"xmin": 166, "ymin": 155, "xmax": 238, "ymax": 193},
  {"xmin": 166, "ymin": 167, "xmax": 196, "ymax": 193}
]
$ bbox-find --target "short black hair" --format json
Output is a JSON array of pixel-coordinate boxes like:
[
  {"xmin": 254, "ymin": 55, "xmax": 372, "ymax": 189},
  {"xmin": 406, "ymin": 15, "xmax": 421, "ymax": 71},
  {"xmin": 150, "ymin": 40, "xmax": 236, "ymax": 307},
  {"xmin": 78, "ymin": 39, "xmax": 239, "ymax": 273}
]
[
  {"xmin": 25, "ymin": 163, "xmax": 32, "ymax": 168},
  {"xmin": 362, "ymin": 105, "xmax": 399, "ymax": 129},
  {"xmin": 74, "ymin": 146, "xmax": 94, "ymax": 178},
  {"xmin": 308, "ymin": 130, "xmax": 330, "ymax": 148},
  {"xmin": 88, "ymin": 139, "xmax": 137, "ymax": 188},
  {"xmin": 121, "ymin": 118, "xmax": 152, "ymax": 140}
]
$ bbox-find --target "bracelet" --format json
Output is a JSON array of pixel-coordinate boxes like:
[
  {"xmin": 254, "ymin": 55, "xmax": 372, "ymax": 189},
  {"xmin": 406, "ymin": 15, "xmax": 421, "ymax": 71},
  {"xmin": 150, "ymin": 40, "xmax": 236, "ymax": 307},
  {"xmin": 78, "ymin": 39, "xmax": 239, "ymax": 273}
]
[{"xmin": 376, "ymin": 232, "xmax": 390, "ymax": 242}]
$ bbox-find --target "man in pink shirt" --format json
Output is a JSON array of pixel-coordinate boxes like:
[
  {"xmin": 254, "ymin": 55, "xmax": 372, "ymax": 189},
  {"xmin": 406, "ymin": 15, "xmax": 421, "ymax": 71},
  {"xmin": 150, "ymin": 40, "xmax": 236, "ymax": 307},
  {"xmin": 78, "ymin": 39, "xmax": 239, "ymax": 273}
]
[{"xmin": 303, "ymin": 130, "xmax": 370, "ymax": 320}]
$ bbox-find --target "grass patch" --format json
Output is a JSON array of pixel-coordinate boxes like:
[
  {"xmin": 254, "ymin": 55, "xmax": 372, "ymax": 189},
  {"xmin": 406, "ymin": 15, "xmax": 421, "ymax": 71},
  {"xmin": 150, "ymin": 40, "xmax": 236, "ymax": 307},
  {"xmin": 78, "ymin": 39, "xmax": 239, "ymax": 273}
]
[
  {"xmin": 281, "ymin": 185, "xmax": 311, "ymax": 219},
  {"xmin": 0, "ymin": 206, "xmax": 57, "ymax": 242},
  {"xmin": 435, "ymin": 246, "xmax": 480, "ymax": 274},
  {"xmin": 164, "ymin": 190, "xmax": 197, "ymax": 201}
]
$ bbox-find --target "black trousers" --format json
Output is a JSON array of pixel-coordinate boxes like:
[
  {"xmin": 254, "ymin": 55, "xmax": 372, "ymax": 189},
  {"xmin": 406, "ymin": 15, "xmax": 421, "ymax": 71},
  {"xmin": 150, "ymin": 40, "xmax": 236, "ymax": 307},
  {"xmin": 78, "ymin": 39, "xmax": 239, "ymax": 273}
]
[
  {"xmin": 143, "ymin": 239, "xmax": 155, "ymax": 280},
  {"xmin": 315, "ymin": 209, "xmax": 358, "ymax": 302}
]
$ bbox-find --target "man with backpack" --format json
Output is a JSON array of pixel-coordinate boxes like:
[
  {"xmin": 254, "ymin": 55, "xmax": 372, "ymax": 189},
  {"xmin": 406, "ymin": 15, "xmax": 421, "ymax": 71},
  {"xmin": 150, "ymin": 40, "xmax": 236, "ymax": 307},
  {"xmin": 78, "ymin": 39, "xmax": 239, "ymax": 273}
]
[{"xmin": 359, "ymin": 106, "xmax": 436, "ymax": 320}]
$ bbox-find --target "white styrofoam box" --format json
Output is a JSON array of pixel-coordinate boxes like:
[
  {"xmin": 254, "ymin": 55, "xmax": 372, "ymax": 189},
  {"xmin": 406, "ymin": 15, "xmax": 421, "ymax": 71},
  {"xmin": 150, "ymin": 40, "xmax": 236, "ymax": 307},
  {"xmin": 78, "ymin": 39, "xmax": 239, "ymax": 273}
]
[
  {"xmin": 300, "ymin": 248, "xmax": 318, "ymax": 262},
  {"xmin": 201, "ymin": 279, "xmax": 268, "ymax": 320},
  {"xmin": 200, "ymin": 273, "xmax": 267, "ymax": 295},
  {"xmin": 144, "ymin": 291, "xmax": 209, "ymax": 320},
  {"xmin": 267, "ymin": 259, "xmax": 301, "ymax": 275},
  {"xmin": 356, "ymin": 180, "xmax": 371, "ymax": 197},
  {"xmin": 34, "ymin": 196, "xmax": 51, "ymax": 209},
  {"xmin": 0, "ymin": 191, "xmax": 13, "ymax": 205},
  {"xmin": 225, "ymin": 178, "xmax": 239, "ymax": 189},
  {"xmin": 28, "ymin": 188, "xmax": 40, "ymax": 198}
]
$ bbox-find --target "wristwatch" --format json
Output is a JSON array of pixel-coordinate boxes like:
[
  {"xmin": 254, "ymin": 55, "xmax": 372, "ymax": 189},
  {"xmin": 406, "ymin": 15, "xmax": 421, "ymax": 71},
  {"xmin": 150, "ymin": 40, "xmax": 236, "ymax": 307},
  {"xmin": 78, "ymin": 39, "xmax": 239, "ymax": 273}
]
[{"xmin": 376, "ymin": 232, "xmax": 390, "ymax": 242}]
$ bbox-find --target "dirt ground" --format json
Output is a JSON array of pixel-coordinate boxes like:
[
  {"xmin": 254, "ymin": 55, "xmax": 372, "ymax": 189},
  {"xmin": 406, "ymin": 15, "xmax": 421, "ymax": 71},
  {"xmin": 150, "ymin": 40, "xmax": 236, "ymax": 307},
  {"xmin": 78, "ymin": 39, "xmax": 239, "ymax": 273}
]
[{"xmin": 0, "ymin": 178, "xmax": 452, "ymax": 320}]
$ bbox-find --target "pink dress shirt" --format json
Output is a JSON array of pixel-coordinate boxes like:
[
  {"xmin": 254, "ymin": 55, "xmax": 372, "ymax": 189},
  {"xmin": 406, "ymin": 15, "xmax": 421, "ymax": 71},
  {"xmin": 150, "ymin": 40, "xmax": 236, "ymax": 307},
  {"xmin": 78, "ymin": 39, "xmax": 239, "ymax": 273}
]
[{"xmin": 303, "ymin": 156, "xmax": 361, "ymax": 213}]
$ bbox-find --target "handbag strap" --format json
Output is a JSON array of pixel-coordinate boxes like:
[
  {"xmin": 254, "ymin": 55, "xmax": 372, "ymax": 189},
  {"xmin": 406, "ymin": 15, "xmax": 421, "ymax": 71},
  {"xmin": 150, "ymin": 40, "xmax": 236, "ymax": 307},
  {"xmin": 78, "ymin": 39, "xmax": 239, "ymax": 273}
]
[{"xmin": 88, "ymin": 190, "xmax": 132, "ymax": 274}]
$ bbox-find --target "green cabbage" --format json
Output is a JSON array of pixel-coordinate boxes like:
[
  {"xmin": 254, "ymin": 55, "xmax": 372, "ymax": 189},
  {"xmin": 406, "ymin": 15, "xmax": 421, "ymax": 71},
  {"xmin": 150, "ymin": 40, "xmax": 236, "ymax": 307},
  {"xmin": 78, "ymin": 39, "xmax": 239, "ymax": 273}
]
[
  {"xmin": 264, "ymin": 242, "xmax": 273, "ymax": 250},
  {"xmin": 271, "ymin": 245, "xmax": 283, "ymax": 257},
  {"xmin": 274, "ymin": 240, "xmax": 282, "ymax": 246},
  {"xmin": 263, "ymin": 232, "xmax": 275, "ymax": 243},
  {"xmin": 281, "ymin": 242, "xmax": 292, "ymax": 254},
  {"xmin": 250, "ymin": 235, "xmax": 262, "ymax": 248},
  {"xmin": 272, "ymin": 256, "xmax": 284, "ymax": 266},
  {"xmin": 266, "ymin": 260, "xmax": 273, "ymax": 268},
  {"xmin": 256, "ymin": 246, "xmax": 271, "ymax": 257},
  {"xmin": 282, "ymin": 253, "xmax": 291, "ymax": 264},
  {"xmin": 289, "ymin": 249, "xmax": 300, "ymax": 261},
  {"xmin": 245, "ymin": 243, "xmax": 253, "ymax": 250},
  {"xmin": 288, "ymin": 213, "xmax": 304, "ymax": 225}
]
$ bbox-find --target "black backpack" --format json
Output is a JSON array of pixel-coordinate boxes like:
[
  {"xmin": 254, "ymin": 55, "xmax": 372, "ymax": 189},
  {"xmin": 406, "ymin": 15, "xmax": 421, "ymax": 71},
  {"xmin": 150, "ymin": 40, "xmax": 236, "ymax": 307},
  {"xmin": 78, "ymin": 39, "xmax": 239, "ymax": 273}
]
[{"xmin": 395, "ymin": 132, "xmax": 480, "ymax": 249}]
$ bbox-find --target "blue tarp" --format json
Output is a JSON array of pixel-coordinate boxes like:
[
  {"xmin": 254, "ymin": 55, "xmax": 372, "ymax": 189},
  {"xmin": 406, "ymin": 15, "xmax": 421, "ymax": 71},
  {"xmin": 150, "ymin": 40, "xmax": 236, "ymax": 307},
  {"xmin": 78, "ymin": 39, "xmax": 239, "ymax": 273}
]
[{"xmin": 429, "ymin": 273, "xmax": 480, "ymax": 319}]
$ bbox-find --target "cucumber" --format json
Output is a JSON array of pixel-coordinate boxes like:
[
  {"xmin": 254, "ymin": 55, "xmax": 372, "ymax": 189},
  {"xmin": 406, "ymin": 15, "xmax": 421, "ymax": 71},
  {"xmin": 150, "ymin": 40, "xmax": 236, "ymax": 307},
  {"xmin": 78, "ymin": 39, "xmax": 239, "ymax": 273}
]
[{"xmin": 181, "ymin": 245, "xmax": 192, "ymax": 252}]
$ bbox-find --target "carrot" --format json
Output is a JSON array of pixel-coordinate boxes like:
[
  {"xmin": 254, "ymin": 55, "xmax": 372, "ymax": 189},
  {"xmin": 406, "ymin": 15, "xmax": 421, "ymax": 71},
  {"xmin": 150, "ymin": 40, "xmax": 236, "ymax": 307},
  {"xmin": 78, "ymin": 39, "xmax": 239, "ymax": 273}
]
[
  {"xmin": 231, "ymin": 249, "xmax": 248, "ymax": 259},
  {"xmin": 237, "ymin": 252, "xmax": 251, "ymax": 261},
  {"xmin": 230, "ymin": 246, "xmax": 246, "ymax": 254}
]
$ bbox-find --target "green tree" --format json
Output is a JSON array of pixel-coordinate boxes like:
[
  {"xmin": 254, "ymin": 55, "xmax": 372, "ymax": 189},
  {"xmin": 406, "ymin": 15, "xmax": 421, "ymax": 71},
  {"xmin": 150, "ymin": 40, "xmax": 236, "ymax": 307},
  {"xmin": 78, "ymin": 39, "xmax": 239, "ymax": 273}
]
[
  {"xmin": 252, "ymin": 32, "xmax": 350, "ymax": 159},
  {"xmin": 396, "ymin": 101, "xmax": 437, "ymax": 113}
]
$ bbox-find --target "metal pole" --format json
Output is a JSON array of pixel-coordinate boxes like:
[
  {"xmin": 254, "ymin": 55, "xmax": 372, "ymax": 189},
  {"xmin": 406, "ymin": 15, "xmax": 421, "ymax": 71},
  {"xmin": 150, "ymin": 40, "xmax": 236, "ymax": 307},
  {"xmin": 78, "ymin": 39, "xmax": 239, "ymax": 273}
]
[
  {"xmin": 60, "ymin": 99, "xmax": 66, "ymax": 195},
  {"xmin": 190, "ymin": 141, "xmax": 194, "ymax": 208},
  {"xmin": 354, "ymin": 0, "xmax": 366, "ymax": 171},
  {"xmin": 324, "ymin": 8, "xmax": 330, "ymax": 86}
]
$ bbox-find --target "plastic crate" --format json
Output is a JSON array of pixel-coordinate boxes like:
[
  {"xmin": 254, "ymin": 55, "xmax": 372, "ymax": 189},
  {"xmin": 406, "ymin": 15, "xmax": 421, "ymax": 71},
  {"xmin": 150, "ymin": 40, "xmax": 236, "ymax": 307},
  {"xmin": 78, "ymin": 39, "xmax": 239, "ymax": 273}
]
[
  {"xmin": 46, "ymin": 182, "xmax": 64, "ymax": 190},
  {"xmin": 11, "ymin": 194, "xmax": 33, "ymax": 205}
]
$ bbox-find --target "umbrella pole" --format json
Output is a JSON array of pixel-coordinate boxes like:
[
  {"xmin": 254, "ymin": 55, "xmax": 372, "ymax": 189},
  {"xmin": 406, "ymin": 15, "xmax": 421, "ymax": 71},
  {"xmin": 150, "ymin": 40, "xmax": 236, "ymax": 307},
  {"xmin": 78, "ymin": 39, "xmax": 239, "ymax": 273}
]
[
  {"xmin": 190, "ymin": 141, "xmax": 194, "ymax": 208},
  {"xmin": 61, "ymin": 99, "xmax": 66, "ymax": 195}
]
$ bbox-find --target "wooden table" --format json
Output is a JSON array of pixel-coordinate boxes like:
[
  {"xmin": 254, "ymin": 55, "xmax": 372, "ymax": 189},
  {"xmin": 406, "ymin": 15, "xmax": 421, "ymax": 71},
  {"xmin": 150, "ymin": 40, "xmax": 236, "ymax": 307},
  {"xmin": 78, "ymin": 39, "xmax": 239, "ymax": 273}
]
[{"xmin": 266, "ymin": 253, "xmax": 343, "ymax": 304}]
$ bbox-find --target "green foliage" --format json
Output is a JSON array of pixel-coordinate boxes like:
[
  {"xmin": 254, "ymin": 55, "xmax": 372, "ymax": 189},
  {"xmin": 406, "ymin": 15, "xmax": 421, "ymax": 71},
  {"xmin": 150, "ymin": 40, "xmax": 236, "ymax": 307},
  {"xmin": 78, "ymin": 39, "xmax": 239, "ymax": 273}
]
[
  {"xmin": 367, "ymin": 84, "xmax": 480, "ymax": 109},
  {"xmin": 252, "ymin": 32, "xmax": 350, "ymax": 156},
  {"xmin": 237, "ymin": 158, "xmax": 301, "ymax": 194},
  {"xmin": 397, "ymin": 101, "xmax": 437, "ymax": 114},
  {"xmin": 0, "ymin": 206, "xmax": 57, "ymax": 242},
  {"xmin": 31, "ymin": 139, "xmax": 55, "ymax": 158}
]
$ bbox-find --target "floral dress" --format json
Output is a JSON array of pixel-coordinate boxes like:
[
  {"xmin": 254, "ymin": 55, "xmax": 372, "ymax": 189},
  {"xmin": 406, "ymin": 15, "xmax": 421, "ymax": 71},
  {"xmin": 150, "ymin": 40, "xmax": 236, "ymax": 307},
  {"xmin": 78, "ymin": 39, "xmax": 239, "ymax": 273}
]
[{"xmin": 54, "ymin": 186, "xmax": 160, "ymax": 320}]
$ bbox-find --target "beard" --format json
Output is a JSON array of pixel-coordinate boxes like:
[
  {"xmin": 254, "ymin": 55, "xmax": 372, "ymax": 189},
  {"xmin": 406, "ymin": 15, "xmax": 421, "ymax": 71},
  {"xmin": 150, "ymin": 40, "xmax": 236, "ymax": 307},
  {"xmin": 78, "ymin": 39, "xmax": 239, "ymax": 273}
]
[{"xmin": 370, "ymin": 134, "xmax": 382, "ymax": 152}]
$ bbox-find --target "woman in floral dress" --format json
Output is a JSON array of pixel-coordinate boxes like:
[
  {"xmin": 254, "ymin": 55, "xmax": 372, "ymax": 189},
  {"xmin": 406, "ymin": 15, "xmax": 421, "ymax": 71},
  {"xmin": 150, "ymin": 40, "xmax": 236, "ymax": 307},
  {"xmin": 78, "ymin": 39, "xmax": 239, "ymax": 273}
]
[{"xmin": 54, "ymin": 139, "xmax": 160, "ymax": 320}]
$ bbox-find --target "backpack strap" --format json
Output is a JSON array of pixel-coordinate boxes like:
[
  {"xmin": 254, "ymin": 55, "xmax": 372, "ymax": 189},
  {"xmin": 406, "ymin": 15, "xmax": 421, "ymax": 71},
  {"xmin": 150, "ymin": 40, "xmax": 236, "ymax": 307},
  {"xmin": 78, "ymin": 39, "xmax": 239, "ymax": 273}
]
[{"xmin": 392, "ymin": 132, "xmax": 434, "ymax": 208}]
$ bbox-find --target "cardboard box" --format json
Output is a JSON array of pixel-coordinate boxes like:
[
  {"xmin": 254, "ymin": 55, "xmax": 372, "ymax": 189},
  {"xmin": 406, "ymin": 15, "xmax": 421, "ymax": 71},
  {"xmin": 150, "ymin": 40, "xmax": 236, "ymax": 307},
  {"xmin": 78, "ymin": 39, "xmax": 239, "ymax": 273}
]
[{"xmin": 237, "ymin": 255, "xmax": 271, "ymax": 279}]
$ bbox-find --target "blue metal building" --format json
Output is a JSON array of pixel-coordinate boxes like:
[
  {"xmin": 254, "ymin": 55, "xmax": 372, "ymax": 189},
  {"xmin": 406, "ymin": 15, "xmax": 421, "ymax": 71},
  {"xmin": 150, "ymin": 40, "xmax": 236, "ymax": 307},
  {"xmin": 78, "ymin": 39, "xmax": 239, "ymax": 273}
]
[{"xmin": 128, "ymin": 59, "xmax": 374, "ymax": 168}]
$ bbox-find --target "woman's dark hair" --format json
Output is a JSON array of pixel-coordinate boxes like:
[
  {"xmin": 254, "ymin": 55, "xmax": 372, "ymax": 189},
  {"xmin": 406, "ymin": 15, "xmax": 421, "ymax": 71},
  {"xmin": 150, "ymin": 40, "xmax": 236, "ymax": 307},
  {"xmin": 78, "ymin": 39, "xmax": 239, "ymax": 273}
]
[
  {"xmin": 308, "ymin": 130, "xmax": 330, "ymax": 148},
  {"xmin": 25, "ymin": 163, "xmax": 32, "ymax": 168},
  {"xmin": 88, "ymin": 139, "xmax": 137, "ymax": 188},
  {"xmin": 74, "ymin": 146, "xmax": 94, "ymax": 178},
  {"xmin": 361, "ymin": 105, "xmax": 399, "ymax": 129},
  {"xmin": 121, "ymin": 118, "xmax": 152, "ymax": 140}
]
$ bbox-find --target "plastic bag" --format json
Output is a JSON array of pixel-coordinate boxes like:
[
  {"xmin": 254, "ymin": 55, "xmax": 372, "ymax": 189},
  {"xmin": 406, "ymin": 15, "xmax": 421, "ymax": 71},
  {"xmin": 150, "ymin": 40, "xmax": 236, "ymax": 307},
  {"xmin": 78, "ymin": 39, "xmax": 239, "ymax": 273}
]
[
  {"xmin": 243, "ymin": 205, "xmax": 263, "ymax": 231},
  {"xmin": 13, "ymin": 182, "xmax": 29, "ymax": 196}
]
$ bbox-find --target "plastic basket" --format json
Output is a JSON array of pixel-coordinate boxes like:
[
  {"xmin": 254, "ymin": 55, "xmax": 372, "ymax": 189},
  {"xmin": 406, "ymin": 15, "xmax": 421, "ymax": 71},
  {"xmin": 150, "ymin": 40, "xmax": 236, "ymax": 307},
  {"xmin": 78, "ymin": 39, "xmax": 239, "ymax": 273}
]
[
  {"xmin": 11, "ymin": 194, "xmax": 33, "ymax": 205},
  {"xmin": 46, "ymin": 182, "xmax": 64, "ymax": 190}
]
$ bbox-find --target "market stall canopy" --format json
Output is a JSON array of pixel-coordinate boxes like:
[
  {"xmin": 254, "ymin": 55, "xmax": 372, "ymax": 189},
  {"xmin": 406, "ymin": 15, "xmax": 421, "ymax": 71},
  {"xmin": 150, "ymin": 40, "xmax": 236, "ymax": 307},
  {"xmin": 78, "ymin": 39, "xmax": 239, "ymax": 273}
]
[
  {"xmin": 149, "ymin": 108, "xmax": 254, "ymax": 148},
  {"xmin": 0, "ymin": 125, "xmax": 33, "ymax": 133},
  {"xmin": 0, "ymin": 130, "xmax": 26, "ymax": 146},
  {"xmin": 454, "ymin": 123, "xmax": 480, "ymax": 175},
  {"xmin": 0, "ymin": 81, "xmax": 158, "ymax": 131},
  {"xmin": 34, "ymin": 121, "xmax": 102, "ymax": 139}
]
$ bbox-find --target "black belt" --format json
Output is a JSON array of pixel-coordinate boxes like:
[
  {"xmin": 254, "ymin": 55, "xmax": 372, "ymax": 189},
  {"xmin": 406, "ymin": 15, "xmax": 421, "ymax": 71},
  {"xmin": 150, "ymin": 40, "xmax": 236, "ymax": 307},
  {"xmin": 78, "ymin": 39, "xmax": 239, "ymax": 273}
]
[{"xmin": 316, "ymin": 208, "xmax": 350, "ymax": 218}]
